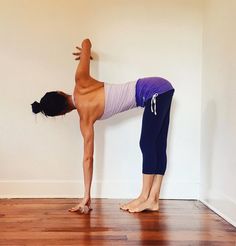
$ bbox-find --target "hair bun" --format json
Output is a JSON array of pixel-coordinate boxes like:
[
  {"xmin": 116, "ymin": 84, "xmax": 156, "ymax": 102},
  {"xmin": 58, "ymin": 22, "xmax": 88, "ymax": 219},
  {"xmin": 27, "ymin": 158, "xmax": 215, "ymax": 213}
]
[{"xmin": 31, "ymin": 101, "xmax": 42, "ymax": 114}]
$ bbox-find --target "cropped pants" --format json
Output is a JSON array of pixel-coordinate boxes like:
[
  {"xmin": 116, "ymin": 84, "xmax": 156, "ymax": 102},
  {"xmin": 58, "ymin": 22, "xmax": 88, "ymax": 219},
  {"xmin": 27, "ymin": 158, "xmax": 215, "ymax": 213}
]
[{"xmin": 139, "ymin": 89, "xmax": 175, "ymax": 175}]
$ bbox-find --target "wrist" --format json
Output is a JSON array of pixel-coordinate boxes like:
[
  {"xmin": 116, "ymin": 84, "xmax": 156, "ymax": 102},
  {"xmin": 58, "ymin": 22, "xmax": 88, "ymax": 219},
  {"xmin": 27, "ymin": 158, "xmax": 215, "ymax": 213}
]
[{"xmin": 83, "ymin": 195, "xmax": 90, "ymax": 201}]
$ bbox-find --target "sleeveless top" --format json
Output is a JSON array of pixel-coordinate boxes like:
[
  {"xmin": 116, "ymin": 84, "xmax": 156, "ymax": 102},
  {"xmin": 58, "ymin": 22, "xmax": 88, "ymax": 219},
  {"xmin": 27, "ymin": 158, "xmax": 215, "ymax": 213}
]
[
  {"xmin": 98, "ymin": 80, "xmax": 137, "ymax": 120},
  {"xmin": 72, "ymin": 77, "xmax": 174, "ymax": 120}
]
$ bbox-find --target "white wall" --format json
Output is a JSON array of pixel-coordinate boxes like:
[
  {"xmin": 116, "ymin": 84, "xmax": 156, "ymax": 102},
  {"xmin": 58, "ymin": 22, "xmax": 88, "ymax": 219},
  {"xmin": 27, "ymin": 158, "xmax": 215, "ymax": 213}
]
[
  {"xmin": 200, "ymin": 0, "xmax": 236, "ymax": 226},
  {"xmin": 0, "ymin": 0, "xmax": 203, "ymax": 199}
]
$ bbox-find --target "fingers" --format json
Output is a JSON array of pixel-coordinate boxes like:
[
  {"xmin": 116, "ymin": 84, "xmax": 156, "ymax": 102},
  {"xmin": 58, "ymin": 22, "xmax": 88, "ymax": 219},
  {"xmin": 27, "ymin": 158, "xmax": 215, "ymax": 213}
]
[
  {"xmin": 72, "ymin": 46, "xmax": 93, "ymax": 61},
  {"xmin": 68, "ymin": 204, "xmax": 92, "ymax": 214},
  {"xmin": 73, "ymin": 56, "xmax": 93, "ymax": 61},
  {"xmin": 73, "ymin": 56, "xmax": 93, "ymax": 60},
  {"xmin": 72, "ymin": 53, "xmax": 81, "ymax": 60},
  {"xmin": 68, "ymin": 205, "xmax": 81, "ymax": 212},
  {"xmin": 72, "ymin": 47, "xmax": 81, "ymax": 60},
  {"xmin": 72, "ymin": 52, "xmax": 81, "ymax": 60}
]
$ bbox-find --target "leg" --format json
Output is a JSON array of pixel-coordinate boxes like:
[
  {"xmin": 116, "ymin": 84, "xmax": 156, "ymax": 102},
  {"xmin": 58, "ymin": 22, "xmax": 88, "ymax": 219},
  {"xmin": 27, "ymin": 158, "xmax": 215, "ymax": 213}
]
[
  {"xmin": 148, "ymin": 174, "xmax": 163, "ymax": 201},
  {"xmin": 140, "ymin": 92, "xmax": 172, "ymax": 175},
  {"xmin": 120, "ymin": 174, "xmax": 154, "ymax": 210},
  {"xmin": 128, "ymin": 111, "xmax": 169, "ymax": 212},
  {"xmin": 121, "ymin": 90, "xmax": 174, "ymax": 212},
  {"xmin": 120, "ymin": 97, "xmax": 158, "ymax": 211},
  {"xmin": 129, "ymin": 91, "xmax": 174, "ymax": 212},
  {"xmin": 120, "ymin": 96, "xmax": 162, "ymax": 211},
  {"xmin": 152, "ymin": 100, "xmax": 171, "ymax": 175}
]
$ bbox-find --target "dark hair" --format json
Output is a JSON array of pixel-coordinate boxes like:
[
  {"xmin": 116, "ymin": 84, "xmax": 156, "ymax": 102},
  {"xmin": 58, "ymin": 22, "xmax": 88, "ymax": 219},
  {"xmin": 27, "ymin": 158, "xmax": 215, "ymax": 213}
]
[{"xmin": 31, "ymin": 91, "xmax": 68, "ymax": 117}]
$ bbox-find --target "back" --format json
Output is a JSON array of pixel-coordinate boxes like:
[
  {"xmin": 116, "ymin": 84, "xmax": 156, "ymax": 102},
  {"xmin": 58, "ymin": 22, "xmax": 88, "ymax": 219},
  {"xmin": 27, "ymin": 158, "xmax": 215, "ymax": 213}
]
[{"xmin": 98, "ymin": 80, "xmax": 137, "ymax": 120}]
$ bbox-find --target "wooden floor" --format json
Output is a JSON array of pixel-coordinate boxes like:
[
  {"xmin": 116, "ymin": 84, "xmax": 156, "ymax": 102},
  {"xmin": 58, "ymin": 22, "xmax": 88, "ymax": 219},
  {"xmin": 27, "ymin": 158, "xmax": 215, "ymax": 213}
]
[{"xmin": 0, "ymin": 199, "xmax": 235, "ymax": 245}]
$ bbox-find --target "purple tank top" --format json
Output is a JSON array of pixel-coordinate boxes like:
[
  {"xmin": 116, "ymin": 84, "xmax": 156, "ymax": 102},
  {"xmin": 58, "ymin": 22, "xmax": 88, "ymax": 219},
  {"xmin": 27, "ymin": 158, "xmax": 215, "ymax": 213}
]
[{"xmin": 98, "ymin": 77, "xmax": 174, "ymax": 120}]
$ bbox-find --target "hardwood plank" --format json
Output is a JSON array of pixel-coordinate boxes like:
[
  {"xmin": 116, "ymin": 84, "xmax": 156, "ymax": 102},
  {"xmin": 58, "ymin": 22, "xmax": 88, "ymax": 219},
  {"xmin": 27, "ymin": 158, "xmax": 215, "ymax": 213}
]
[{"xmin": 0, "ymin": 199, "xmax": 235, "ymax": 245}]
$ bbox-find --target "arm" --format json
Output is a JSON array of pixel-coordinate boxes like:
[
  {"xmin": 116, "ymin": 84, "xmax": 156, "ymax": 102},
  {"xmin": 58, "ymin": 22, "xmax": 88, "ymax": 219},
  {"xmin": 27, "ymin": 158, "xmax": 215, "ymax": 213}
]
[
  {"xmin": 68, "ymin": 118, "xmax": 94, "ymax": 213},
  {"xmin": 80, "ymin": 119, "xmax": 94, "ymax": 200},
  {"xmin": 73, "ymin": 39, "xmax": 92, "ymax": 83}
]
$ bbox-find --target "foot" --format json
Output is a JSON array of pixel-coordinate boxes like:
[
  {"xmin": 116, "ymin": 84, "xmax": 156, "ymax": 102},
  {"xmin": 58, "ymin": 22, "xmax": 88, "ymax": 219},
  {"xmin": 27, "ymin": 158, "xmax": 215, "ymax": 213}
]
[
  {"xmin": 120, "ymin": 196, "xmax": 147, "ymax": 211},
  {"xmin": 128, "ymin": 199, "xmax": 159, "ymax": 213}
]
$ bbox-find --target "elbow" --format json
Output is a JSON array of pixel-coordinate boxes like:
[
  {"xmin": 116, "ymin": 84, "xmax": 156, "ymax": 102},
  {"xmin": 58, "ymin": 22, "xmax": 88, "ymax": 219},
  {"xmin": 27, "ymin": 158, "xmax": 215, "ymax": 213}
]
[
  {"xmin": 84, "ymin": 156, "xmax": 93, "ymax": 161},
  {"xmin": 83, "ymin": 157, "xmax": 93, "ymax": 170},
  {"xmin": 83, "ymin": 156, "xmax": 93, "ymax": 163},
  {"xmin": 75, "ymin": 73, "xmax": 89, "ymax": 83}
]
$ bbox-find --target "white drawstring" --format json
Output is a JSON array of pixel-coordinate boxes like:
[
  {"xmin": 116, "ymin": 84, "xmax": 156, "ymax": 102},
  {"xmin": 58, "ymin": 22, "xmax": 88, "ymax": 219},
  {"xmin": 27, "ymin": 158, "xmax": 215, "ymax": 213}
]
[{"xmin": 151, "ymin": 93, "xmax": 159, "ymax": 115}]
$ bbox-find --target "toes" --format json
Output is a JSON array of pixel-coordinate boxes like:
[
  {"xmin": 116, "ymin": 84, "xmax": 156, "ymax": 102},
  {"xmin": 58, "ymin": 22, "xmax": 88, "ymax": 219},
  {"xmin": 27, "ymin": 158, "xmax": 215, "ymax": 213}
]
[{"xmin": 128, "ymin": 208, "xmax": 137, "ymax": 213}]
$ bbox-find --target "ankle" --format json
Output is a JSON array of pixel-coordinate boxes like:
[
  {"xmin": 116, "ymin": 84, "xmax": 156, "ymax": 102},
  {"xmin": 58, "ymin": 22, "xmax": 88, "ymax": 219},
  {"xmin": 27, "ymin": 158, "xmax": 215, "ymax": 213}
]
[
  {"xmin": 147, "ymin": 196, "xmax": 159, "ymax": 203},
  {"xmin": 138, "ymin": 194, "xmax": 149, "ymax": 201}
]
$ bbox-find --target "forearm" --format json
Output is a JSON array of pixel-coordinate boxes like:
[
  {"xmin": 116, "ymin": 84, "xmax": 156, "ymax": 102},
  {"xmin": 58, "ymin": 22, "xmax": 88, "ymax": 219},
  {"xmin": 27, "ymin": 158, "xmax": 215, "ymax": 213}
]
[
  {"xmin": 75, "ymin": 39, "xmax": 92, "ymax": 81},
  {"xmin": 83, "ymin": 157, "xmax": 93, "ymax": 199},
  {"xmin": 80, "ymin": 119, "xmax": 94, "ymax": 200},
  {"xmin": 75, "ymin": 49, "xmax": 90, "ymax": 77}
]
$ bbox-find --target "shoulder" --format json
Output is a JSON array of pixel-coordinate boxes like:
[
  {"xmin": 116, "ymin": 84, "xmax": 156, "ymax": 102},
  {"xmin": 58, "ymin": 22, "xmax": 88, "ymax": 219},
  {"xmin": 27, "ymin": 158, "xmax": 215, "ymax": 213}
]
[
  {"xmin": 76, "ymin": 100, "xmax": 100, "ymax": 124},
  {"xmin": 75, "ymin": 76, "xmax": 104, "ymax": 90}
]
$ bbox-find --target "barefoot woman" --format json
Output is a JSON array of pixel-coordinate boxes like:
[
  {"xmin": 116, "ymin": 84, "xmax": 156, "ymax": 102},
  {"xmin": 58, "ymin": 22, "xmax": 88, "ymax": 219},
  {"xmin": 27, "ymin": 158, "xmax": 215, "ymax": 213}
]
[{"xmin": 31, "ymin": 39, "xmax": 175, "ymax": 213}]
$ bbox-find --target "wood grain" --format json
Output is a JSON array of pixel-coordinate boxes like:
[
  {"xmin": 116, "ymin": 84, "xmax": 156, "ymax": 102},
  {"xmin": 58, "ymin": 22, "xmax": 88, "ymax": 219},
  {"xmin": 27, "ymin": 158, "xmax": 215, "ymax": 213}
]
[{"xmin": 0, "ymin": 199, "xmax": 235, "ymax": 245}]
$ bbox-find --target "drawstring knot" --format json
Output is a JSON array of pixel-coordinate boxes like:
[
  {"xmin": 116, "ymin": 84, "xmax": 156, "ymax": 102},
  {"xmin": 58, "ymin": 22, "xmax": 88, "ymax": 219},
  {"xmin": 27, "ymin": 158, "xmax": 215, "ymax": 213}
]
[{"xmin": 151, "ymin": 93, "xmax": 159, "ymax": 115}]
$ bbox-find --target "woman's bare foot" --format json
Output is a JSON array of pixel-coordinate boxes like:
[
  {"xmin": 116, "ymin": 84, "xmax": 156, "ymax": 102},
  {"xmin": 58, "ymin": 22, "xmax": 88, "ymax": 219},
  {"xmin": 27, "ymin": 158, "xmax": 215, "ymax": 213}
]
[
  {"xmin": 128, "ymin": 199, "xmax": 159, "ymax": 213},
  {"xmin": 120, "ymin": 196, "xmax": 147, "ymax": 211}
]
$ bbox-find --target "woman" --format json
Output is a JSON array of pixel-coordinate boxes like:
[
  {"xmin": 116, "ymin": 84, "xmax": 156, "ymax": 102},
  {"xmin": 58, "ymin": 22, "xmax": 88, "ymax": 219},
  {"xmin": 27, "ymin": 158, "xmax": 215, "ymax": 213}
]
[{"xmin": 31, "ymin": 39, "xmax": 175, "ymax": 214}]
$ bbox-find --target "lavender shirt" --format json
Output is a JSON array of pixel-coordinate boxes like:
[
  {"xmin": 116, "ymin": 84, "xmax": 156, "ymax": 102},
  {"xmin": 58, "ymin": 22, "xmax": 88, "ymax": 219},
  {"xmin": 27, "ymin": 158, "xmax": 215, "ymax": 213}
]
[{"xmin": 98, "ymin": 80, "xmax": 137, "ymax": 120}]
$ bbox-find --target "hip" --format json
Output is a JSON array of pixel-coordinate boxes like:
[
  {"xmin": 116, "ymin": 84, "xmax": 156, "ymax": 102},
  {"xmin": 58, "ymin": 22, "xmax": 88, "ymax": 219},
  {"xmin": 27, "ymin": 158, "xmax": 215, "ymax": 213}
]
[{"xmin": 135, "ymin": 77, "xmax": 174, "ymax": 107}]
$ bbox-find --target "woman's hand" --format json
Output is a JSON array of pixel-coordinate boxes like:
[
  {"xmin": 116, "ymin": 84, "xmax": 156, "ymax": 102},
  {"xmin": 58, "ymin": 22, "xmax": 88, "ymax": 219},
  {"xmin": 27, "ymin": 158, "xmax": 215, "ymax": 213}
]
[
  {"xmin": 68, "ymin": 197, "xmax": 92, "ymax": 214},
  {"xmin": 72, "ymin": 46, "xmax": 93, "ymax": 60}
]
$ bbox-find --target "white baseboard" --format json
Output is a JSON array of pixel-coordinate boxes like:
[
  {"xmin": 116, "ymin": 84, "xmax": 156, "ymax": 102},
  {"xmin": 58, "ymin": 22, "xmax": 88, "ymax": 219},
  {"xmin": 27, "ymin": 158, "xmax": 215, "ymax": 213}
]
[
  {"xmin": 200, "ymin": 189, "xmax": 236, "ymax": 228},
  {"xmin": 0, "ymin": 180, "xmax": 199, "ymax": 199}
]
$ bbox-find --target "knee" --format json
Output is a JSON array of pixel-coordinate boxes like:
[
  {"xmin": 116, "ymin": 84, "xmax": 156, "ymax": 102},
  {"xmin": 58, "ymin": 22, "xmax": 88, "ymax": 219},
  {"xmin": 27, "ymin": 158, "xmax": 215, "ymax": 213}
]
[
  {"xmin": 139, "ymin": 138, "xmax": 144, "ymax": 150},
  {"xmin": 139, "ymin": 136, "xmax": 155, "ymax": 151}
]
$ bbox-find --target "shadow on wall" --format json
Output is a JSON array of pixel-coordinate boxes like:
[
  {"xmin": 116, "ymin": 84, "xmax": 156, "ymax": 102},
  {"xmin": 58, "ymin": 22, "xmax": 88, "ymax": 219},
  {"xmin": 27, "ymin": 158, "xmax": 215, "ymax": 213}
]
[{"xmin": 201, "ymin": 99, "xmax": 217, "ymax": 200}]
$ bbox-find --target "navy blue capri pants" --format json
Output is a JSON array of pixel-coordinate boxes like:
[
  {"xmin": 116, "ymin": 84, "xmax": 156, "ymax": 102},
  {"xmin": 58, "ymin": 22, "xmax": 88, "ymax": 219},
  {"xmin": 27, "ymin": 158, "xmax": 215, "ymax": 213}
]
[{"xmin": 139, "ymin": 89, "xmax": 175, "ymax": 175}]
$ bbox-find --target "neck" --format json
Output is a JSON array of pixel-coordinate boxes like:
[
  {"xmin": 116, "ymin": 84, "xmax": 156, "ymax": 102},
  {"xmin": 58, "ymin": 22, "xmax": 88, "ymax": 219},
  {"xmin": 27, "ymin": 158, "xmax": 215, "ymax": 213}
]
[{"xmin": 68, "ymin": 95, "xmax": 76, "ymax": 111}]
